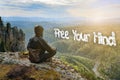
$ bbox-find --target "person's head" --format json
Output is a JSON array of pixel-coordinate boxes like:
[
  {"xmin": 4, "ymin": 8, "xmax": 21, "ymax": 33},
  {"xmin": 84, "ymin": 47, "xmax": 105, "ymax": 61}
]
[{"xmin": 34, "ymin": 25, "xmax": 44, "ymax": 37}]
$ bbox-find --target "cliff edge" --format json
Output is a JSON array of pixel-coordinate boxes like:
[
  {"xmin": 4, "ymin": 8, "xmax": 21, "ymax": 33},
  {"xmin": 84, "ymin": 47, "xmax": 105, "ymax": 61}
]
[{"xmin": 0, "ymin": 52, "xmax": 86, "ymax": 80}]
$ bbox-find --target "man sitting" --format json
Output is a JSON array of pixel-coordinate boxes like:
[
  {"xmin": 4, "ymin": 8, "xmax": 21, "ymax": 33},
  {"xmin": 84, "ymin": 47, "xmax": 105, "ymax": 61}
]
[{"xmin": 27, "ymin": 25, "xmax": 56, "ymax": 63}]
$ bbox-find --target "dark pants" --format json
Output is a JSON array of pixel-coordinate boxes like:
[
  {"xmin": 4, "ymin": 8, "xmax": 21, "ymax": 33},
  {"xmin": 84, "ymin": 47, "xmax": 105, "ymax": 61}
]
[
  {"xmin": 29, "ymin": 50, "xmax": 56, "ymax": 63},
  {"xmin": 39, "ymin": 52, "xmax": 56, "ymax": 63}
]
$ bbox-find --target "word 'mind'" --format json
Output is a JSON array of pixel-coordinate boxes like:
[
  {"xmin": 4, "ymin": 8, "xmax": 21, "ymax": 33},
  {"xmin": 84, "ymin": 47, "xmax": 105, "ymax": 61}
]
[{"xmin": 93, "ymin": 32, "xmax": 116, "ymax": 46}]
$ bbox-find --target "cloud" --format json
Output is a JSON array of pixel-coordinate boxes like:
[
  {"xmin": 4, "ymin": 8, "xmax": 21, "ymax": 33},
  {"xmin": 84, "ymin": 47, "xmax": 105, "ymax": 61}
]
[
  {"xmin": 0, "ymin": 0, "xmax": 120, "ymax": 18},
  {"xmin": 0, "ymin": 0, "xmax": 98, "ymax": 6},
  {"xmin": 0, "ymin": 1, "xmax": 68, "ymax": 17},
  {"xmin": 67, "ymin": 3, "xmax": 120, "ymax": 19},
  {"xmin": 0, "ymin": 0, "xmax": 70, "ymax": 17},
  {"xmin": 0, "ymin": 6, "xmax": 45, "ymax": 17},
  {"xmin": 33, "ymin": 0, "xmax": 68, "ymax": 5}
]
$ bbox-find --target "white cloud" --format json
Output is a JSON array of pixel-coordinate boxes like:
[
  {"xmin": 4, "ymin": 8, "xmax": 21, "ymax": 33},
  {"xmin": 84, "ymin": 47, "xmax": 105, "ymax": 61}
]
[
  {"xmin": 0, "ymin": 6, "xmax": 44, "ymax": 17},
  {"xmin": 0, "ymin": 0, "xmax": 98, "ymax": 6},
  {"xmin": 67, "ymin": 3, "xmax": 120, "ymax": 19},
  {"xmin": 33, "ymin": 0, "xmax": 68, "ymax": 5},
  {"xmin": 0, "ymin": 5, "xmax": 67, "ymax": 18},
  {"xmin": 32, "ymin": 0, "xmax": 97, "ymax": 6},
  {"xmin": 0, "ymin": 0, "xmax": 120, "ymax": 18}
]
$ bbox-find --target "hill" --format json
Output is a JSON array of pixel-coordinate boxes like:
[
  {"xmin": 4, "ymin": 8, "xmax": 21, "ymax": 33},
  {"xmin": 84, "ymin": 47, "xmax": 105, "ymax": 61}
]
[
  {"xmin": 45, "ymin": 24, "xmax": 120, "ymax": 80},
  {"xmin": 59, "ymin": 54, "xmax": 102, "ymax": 80}
]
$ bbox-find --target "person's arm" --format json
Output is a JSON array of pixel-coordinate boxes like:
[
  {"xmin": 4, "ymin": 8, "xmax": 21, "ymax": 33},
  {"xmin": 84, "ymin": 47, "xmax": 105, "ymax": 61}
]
[{"xmin": 39, "ymin": 37, "xmax": 56, "ymax": 53}]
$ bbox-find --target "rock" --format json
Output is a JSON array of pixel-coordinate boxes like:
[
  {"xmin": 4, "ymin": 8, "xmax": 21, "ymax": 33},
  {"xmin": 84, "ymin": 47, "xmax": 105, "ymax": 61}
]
[
  {"xmin": 0, "ymin": 17, "xmax": 25, "ymax": 52},
  {"xmin": 0, "ymin": 55, "xmax": 4, "ymax": 63},
  {"xmin": 70, "ymin": 69, "xmax": 75, "ymax": 72},
  {"xmin": 0, "ymin": 52, "xmax": 86, "ymax": 80},
  {"xmin": 7, "ymin": 65, "xmax": 29, "ymax": 79},
  {"xmin": 0, "ymin": 16, "xmax": 3, "ymax": 27}
]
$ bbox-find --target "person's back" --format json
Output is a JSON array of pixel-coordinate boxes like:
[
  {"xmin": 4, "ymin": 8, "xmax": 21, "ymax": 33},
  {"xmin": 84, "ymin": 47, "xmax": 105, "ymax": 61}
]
[{"xmin": 27, "ymin": 25, "xmax": 56, "ymax": 63}]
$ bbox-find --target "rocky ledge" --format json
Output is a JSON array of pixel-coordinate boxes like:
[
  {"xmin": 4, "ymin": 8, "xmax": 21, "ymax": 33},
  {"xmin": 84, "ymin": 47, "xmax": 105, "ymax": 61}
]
[{"xmin": 0, "ymin": 52, "xmax": 86, "ymax": 80}]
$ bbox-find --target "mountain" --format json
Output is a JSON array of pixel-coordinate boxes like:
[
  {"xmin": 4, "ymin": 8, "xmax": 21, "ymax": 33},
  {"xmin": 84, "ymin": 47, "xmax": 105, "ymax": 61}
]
[
  {"xmin": 3, "ymin": 16, "xmax": 120, "ymax": 45},
  {"xmin": 2, "ymin": 17, "xmax": 84, "ymax": 44},
  {"xmin": 50, "ymin": 25, "xmax": 120, "ymax": 80},
  {"xmin": 2, "ymin": 16, "xmax": 85, "ymax": 22}
]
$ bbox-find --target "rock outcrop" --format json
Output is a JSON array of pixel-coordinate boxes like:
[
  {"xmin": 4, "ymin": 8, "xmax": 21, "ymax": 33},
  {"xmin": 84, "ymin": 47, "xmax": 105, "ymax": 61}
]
[
  {"xmin": 0, "ymin": 52, "xmax": 86, "ymax": 80},
  {"xmin": 0, "ymin": 17, "xmax": 25, "ymax": 52}
]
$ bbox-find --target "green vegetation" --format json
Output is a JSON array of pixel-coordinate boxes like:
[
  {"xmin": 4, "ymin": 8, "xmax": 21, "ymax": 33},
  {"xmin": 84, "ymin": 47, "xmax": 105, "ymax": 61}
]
[
  {"xmin": 60, "ymin": 55, "xmax": 97, "ymax": 80},
  {"xmin": 57, "ymin": 54, "xmax": 104, "ymax": 80},
  {"xmin": 46, "ymin": 23, "xmax": 120, "ymax": 80}
]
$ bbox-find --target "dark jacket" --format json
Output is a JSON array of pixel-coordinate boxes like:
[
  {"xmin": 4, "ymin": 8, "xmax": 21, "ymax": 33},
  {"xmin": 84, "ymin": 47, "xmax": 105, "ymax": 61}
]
[{"xmin": 27, "ymin": 36, "xmax": 56, "ymax": 54}]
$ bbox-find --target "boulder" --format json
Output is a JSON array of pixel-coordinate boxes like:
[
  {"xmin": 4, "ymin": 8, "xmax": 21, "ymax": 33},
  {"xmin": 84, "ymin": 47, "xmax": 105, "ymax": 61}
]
[{"xmin": 7, "ymin": 65, "xmax": 29, "ymax": 79}]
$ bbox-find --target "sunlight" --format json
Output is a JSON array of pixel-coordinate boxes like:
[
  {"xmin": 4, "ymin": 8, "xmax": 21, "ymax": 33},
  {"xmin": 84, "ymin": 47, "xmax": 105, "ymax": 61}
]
[
  {"xmin": 92, "ymin": 16, "xmax": 104, "ymax": 22},
  {"xmin": 89, "ymin": 12, "xmax": 106, "ymax": 23},
  {"xmin": 90, "ymin": 16, "xmax": 105, "ymax": 23}
]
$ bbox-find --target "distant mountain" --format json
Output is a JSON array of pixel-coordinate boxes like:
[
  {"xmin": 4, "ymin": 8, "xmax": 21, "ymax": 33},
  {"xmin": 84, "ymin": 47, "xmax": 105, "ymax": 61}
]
[
  {"xmin": 1, "ymin": 17, "xmax": 85, "ymax": 44},
  {"xmin": 2, "ymin": 21, "xmax": 80, "ymax": 43},
  {"xmin": 2, "ymin": 16, "xmax": 120, "ymax": 45},
  {"xmin": 2, "ymin": 16, "xmax": 120, "ymax": 24},
  {"xmin": 2, "ymin": 16, "xmax": 85, "ymax": 22}
]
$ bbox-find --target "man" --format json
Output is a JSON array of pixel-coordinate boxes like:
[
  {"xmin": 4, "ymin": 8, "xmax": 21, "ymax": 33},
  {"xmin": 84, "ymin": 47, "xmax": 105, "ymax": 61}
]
[{"xmin": 27, "ymin": 25, "xmax": 56, "ymax": 63}]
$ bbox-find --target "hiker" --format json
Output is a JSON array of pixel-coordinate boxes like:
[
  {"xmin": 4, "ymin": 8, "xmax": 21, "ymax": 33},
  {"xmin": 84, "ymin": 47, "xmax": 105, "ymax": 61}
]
[{"xmin": 27, "ymin": 25, "xmax": 56, "ymax": 63}]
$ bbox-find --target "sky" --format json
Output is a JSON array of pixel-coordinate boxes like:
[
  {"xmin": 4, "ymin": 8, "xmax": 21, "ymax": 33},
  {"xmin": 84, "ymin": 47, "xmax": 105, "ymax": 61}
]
[{"xmin": 0, "ymin": 0, "xmax": 120, "ymax": 20}]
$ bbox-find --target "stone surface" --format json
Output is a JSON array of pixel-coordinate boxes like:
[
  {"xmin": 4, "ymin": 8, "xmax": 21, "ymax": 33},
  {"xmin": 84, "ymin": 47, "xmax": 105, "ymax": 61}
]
[
  {"xmin": 0, "ymin": 17, "xmax": 25, "ymax": 52},
  {"xmin": 7, "ymin": 65, "xmax": 29, "ymax": 79},
  {"xmin": 0, "ymin": 52, "xmax": 87, "ymax": 80}
]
